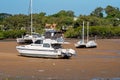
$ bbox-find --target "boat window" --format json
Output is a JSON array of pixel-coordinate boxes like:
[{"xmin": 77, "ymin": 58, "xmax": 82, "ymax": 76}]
[
  {"xmin": 56, "ymin": 37, "xmax": 64, "ymax": 42},
  {"xmin": 34, "ymin": 40, "xmax": 43, "ymax": 44},
  {"xmin": 43, "ymin": 43, "xmax": 50, "ymax": 48},
  {"xmin": 51, "ymin": 44, "xmax": 62, "ymax": 49},
  {"xmin": 32, "ymin": 34, "xmax": 41, "ymax": 38}
]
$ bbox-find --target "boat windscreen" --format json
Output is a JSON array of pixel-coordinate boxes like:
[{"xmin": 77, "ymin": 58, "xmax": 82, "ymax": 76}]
[
  {"xmin": 32, "ymin": 34, "xmax": 41, "ymax": 38},
  {"xmin": 34, "ymin": 40, "xmax": 43, "ymax": 44},
  {"xmin": 51, "ymin": 44, "xmax": 62, "ymax": 49}
]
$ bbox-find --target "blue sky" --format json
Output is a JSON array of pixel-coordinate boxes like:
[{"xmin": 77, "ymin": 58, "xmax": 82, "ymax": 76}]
[{"xmin": 0, "ymin": 0, "xmax": 120, "ymax": 16}]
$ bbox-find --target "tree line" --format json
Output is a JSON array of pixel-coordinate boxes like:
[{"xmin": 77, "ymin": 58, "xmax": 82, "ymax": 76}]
[{"xmin": 0, "ymin": 5, "xmax": 120, "ymax": 39}]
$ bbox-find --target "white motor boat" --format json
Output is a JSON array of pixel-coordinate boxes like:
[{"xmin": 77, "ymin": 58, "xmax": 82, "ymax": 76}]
[{"xmin": 16, "ymin": 39, "xmax": 76, "ymax": 59}]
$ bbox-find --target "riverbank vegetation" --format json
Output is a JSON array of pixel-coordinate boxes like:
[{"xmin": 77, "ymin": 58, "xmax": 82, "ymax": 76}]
[{"xmin": 0, "ymin": 5, "xmax": 120, "ymax": 39}]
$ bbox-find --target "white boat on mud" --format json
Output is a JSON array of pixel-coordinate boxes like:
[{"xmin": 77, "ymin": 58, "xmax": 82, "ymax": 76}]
[
  {"xmin": 16, "ymin": 32, "xmax": 44, "ymax": 44},
  {"xmin": 85, "ymin": 22, "xmax": 97, "ymax": 48},
  {"xmin": 86, "ymin": 40, "xmax": 97, "ymax": 48},
  {"xmin": 16, "ymin": 39, "xmax": 76, "ymax": 59},
  {"xmin": 75, "ymin": 21, "xmax": 86, "ymax": 48},
  {"xmin": 16, "ymin": 0, "xmax": 43, "ymax": 44},
  {"xmin": 75, "ymin": 40, "xmax": 86, "ymax": 48},
  {"xmin": 75, "ymin": 21, "xmax": 97, "ymax": 48}
]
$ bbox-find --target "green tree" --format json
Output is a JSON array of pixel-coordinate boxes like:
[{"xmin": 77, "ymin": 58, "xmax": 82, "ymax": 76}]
[
  {"xmin": 105, "ymin": 5, "xmax": 119, "ymax": 18},
  {"xmin": 90, "ymin": 7, "xmax": 104, "ymax": 18},
  {"xmin": 0, "ymin": 13, "xmax": 12, "ymax": 21}
]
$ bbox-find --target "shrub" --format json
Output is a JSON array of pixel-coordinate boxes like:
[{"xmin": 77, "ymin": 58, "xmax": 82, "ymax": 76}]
[
  {"xmin": 64, "ymin": 27, "xmax": 82, "ymax": 38},
  {"xmin": 2, "ymin": 30, "xmax": 26, "ymax": 39},
  {"xmin": 0, "ymin": 32, "xmax": 4, "ymax": 39},
  {"xmin": 65, "ymin": 26, "xmax": 120, "ymax": 39}
]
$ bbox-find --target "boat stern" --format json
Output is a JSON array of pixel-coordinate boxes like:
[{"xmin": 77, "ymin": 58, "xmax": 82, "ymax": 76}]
[{"xmin": 61, "ymin": 49, "xmax": 76, "ymax": 58}]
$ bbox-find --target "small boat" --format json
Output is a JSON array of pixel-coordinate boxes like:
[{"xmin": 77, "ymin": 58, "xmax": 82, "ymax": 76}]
[
  {"xmin": 86, "ymin": 40, "xmax": 97, "ymax": 48},
  {"xmin": 16, "ymin": 0, "xmax": 44, "ymax": 44},
  {"xmin": 16, "ymin": 32, "xmax": 44, "ymax": 44},
  {"xmin": 75, "ymin": 21, "xmax": 97, "ymax": 48},
  {"xmin": 86, "ymin": 22, "xmax": 97, "ymax": 48},
  {"xmin": 75, "ymin": 21, "xmax": 86, "ymax": 48},
  {"xmin": 75, "ymin": 40, "xmax": 86, "ymax": 48},
  {"xmin": 16, "ymin": 39, "xmax": 76, "ymax": 59}
]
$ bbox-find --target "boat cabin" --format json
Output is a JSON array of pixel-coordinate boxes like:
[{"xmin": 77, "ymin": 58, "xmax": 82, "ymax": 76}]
[{"xmin": 33, "ymin": 39, "xmax": 62, "ymax": 49}]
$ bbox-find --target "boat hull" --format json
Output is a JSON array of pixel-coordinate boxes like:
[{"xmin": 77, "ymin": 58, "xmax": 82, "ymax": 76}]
[
  {"xmin": 75, "ymin": 41, "xmax": 86, "ymax": 48},
  {"xmin": 16, "ymin": 45, "xmax": 75, "ymax": 59},
  {"xmin": 16, "ymin": 47, "xmax": 61, "ymax": 58},
  {"xmin": 75, "ymin": 44, "xmax": 86, "ymax": 48},
  {"xmin": 19, "ymin": 53, "xmax": 61, "ymax": 58},
  {"xmin": 16, "ymin": 38, "xmax": 25, "ymax": 44},
  {"xmin": 86, "ymin": 41, "xmax": 97, "ymax": 48}
]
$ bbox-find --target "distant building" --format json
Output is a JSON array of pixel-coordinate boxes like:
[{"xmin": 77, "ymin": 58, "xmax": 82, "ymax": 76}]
[{"xmin": 45, "ymin": 23, "xmax": 57, "ymax": 30}]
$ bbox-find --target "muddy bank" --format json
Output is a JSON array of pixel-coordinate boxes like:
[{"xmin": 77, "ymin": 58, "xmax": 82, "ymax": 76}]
[{"xmin": 0, "ymin": 39, "xmax": 120, "ymax": 80}]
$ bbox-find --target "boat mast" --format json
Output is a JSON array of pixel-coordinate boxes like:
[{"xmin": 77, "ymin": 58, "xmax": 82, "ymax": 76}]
[
  {"xmin": 87, "ymin": 22, "xmax": 89, "ymax": 42},
  {"xmin": 82, "ymin": 21, "xmax": 85, "ymax": 43},
  {"xmin": 30, "ymin": 0, "xmax": 33, "ymax": 35}
]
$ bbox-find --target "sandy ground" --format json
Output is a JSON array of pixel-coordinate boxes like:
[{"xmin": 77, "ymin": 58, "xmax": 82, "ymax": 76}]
[{"xmin": 0, "ymin": 39, "xmax": 120, "ymax": 80}]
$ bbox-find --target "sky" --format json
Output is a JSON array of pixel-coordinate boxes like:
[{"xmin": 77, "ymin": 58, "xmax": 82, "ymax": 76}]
[{"xmin": 0, "ymin": 0, "xmax": 120, "ymax": 16}]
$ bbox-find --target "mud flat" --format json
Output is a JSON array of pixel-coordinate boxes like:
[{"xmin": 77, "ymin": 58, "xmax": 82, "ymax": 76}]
[{"xmin": 0, "ymin": 39, "xmax": 120, "ymax": 80}]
